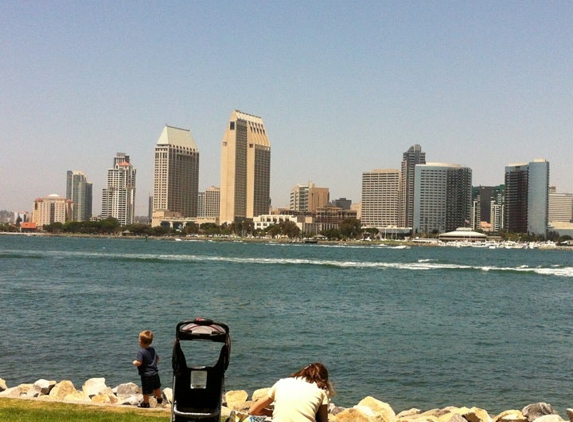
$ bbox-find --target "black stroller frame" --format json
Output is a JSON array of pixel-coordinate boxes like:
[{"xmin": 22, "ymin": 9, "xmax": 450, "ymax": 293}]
[{"xmin": 171, "ymin": 318, "xmax": 231, "ymax": 422}]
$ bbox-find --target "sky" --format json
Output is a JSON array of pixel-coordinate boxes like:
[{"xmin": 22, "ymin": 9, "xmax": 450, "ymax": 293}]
[{"xmin": 2, "ymin": 1, "xmax": 572, "ymax": 216}]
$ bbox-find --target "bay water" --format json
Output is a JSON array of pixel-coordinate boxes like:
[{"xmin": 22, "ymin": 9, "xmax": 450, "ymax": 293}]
[{"xmin": 1, "ymin": 235, "xmax": 573, "ymax": 414}]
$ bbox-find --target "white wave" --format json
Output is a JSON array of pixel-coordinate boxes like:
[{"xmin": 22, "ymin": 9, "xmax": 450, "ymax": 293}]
[{"xmin": 6, "ymin": 249, "xmax": 573, "ymax": 277}]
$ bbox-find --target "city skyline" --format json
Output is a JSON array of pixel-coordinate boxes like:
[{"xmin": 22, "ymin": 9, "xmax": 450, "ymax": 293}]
[{"xmin": 2, "ymin": 2, "xmax": 572, "ymax": 214}]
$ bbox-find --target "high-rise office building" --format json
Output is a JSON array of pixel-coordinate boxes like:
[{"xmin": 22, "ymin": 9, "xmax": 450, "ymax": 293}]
[
  {"xmin": 290, "ymin": 182, "xmax": 330, "ymax": 213},
  {"xmin": 505, "ymin": 159, "xmax": 549, "ymax": 236},
  {"xmin": 66, "ymin": 170, "xmax": 93, "ymax": 222},
  {"xmin": 101, "ymin": 152, "xmax": 136, "ymax": 226},
  {"xmin": 471, "ymin": 185, "xmax": 505, "ymax": 231},
  {"xmin": 361, "ymin": 169, "xmax": 399, "ymax": 227},
  {"xmin": 153, "ymin": 125, "xmax": 200, "ymax": 217},
  {"xmin": 413, "ymin": 163, "xmax": 472, "ymax": 234},
  {"xmin": 220, "ymin": 110, "xmax": 271, "ymax": 223},
  {"xmin": 398, "ymin": 145, "xmax": 426, "ymax": 228}
]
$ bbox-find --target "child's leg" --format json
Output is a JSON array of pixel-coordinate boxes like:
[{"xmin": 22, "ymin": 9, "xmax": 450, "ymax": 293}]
[
  {"xmin": 153, "ymin": 388, "xmax": 163, "ymax": 403},
  {"xmin": 142, "ymin": 393, "xmax": 150, "ymax": 403}
]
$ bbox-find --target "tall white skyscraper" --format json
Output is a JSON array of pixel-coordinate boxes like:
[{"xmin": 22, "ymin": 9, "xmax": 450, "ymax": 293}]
[
  {"xmin": 220, "ymin": 110, "xmax": 271, "ymax": 223},
  {"xmin": 102, "ymin": 152, "xmax": 136, "ymax": 225},
  {"xmin": 66, "ymin": 170, "xmax": 93, "ymax": 222},
  {"xmin": 361, "ymin": 169, "xmax": 399, "ymax": 227},
  {"xmin": 413, "ymin": 163, "xmax": 472, "ymax": 234},
  {"xmin": 153, "ymin": 125, "xmax": 200, "ymax": 217}
]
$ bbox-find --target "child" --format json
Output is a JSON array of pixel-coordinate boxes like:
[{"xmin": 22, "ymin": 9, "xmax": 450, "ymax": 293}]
[{"xmin": 133, "ymin": 330, "xmax": 163, "ymax": 408}]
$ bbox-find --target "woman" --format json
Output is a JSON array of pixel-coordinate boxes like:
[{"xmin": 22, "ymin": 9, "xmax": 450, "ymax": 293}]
[{"xmin": 248, "ymin": 362, "xmax": 334, "ymax": 422}]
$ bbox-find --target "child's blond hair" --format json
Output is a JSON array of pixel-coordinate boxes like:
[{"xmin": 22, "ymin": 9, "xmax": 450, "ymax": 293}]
[{"xmin": 139, "ymin": 330, "xmax": 154, "ymax": 347}]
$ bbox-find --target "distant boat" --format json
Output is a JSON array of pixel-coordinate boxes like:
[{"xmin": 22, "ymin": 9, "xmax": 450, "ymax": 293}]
[{"xmin": 303, "ymin": 238, "xmax": 318, "ymax": 244}]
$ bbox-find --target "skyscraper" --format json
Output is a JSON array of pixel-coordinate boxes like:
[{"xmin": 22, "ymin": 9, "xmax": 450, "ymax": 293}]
[
  {"xmin": 220, "ymin": 110, "xmax": 271, "ymax": 223},
  {"xmin": 398, "ymin": 145, "xmax": 426, "ymax": 228},
  {"xmin": 66, "ymin": 170, "xmax": 93, "ymax": 222},
  {"xmin": 361, "ymin": 169, "xmax": 399, "ymax": 227},
  {"xmin": 505, "ymin": 159, "xmax": 549, "ymax": 236},
  {"xmin": 101, "ymin": 152, "xmax": 136, "ymax": 226},
  {"xmin": 413, "ymin": 163, "xmax": 472, "ymax": 234},
  {"xmin": 153, "ymin": 125, "xmax": 200, "ymax": 217}
]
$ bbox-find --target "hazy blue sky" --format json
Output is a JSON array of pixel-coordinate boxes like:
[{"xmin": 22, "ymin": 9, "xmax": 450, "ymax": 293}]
[{"xmin": 2, "ymin": 1, "xmax": 572, "ymax": 215}]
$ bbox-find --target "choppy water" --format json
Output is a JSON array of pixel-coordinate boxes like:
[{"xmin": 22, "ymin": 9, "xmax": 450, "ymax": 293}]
[{"xmin": 1, "ymin": 235, "xmax": 573, "ymax": 414}]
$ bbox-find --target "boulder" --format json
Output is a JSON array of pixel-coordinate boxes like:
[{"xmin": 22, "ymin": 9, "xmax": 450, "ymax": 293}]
[
  {"xmin": 252, "ymin": 388, "xmax": 270, "ymax": 402},
  {"xmin": 83, "ymin": 378, "xmax": 107, "ymax": 397},
  {"xmin": 398, "ymin": 409, "xmax": 423, "ymax": 419},
  {"xmin": 49, "ymin": 380, "xmax": 77, "ymax": 400},
  {"xmin": 332, "ymin": 407, "xmax": 376, "ymax": 422},
  {"xmin": 33, "ymin": 379, "xmax": 56, "ymax": 396},
  {"xmin": 522, "ymin": 404, "xmax": 558, "ymax": 422},
  {"xmin": 91, "ymin": 391, "xmax": 118, "ymax": 405},
  {"xmin": 0, "ymin": 378, "xmax": 7, "ymax": 392},
  {"xmin": 225, "ymin": 390, "xmax": 249, "ymax": 411},
  {"xmin": 447, "ymin": 414, "xmax": 467, "ymax": 422},
  {"xmin": 163, "ymin": 387, "xmax": 173, "ymax": 404},
  {"xmin": 356, "ymin": 396, "xmax": 396, "ymax": 422},
  {"xmin": 533, "ymin": 416, "xmax": 563, "ymax": 422},
  {"xmin": 114, "ymin": 382, "xmax": 140, "ymax": 397},
  {"xmin": 494, "ymin": 410, "xmax": 527, "ymax": 422},
  {"xmin": 0, "ymin": 387, "xmax": 23, "ymax": 398},
  {"xmin": 63, "ymin": 390, "xmax": 90, "ymax": 403},
  {"xmin": 463, "ymin": 407, "xmax": 492, "ymax": 422}
]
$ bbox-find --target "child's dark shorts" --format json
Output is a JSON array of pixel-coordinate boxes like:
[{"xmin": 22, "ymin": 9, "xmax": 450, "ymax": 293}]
[{"xmin": 141, "ymin": 374, "xmax": 161, "ymax": 394}]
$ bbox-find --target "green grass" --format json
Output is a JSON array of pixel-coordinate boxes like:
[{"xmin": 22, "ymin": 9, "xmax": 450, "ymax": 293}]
[{"xmin": 0, "ymin": 398, "xmax": 169, "ymax": 422}]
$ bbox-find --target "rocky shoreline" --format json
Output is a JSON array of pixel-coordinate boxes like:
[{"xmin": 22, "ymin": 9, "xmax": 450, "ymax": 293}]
[{"xmin": 2, "ymin": 377, "xmax": 573, "ymax": 422}]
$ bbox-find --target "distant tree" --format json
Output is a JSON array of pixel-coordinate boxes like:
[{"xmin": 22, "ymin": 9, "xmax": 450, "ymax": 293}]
[
  {"xmin": 100, "ymin": 217, "xmax": 121, "ymax": 234},
  {"xmin": 265, "ymin": 224, "xmax": 281, "ymax": 238},
  {"xmin": 200, "ymin": 223, "xmax": 220, "ymax": 235},
  {"xmin": 280, "ymin": 221, "xmax": 301, "ymax": 238},
  {"xmin": 183, "ymin": 222, "xmax": 199, "ymax": 235},
  {"xmin": 44, "ymin": 222, "xmax": 64, "ymax": 233},
  {"xmin": 340, "ymin": 218, "xmax": 362, "ymax": 239},
  {"xmin": 321, "ymin": 228, "xmax": 342, "ymax": 240}
]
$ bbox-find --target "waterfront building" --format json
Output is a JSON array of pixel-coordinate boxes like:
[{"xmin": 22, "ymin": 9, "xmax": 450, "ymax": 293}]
[
  {"xmin": 361, "ymin": 169, "xmax": 399, "ymax": 227},
  {"xmin": 198, "ymin": 186, "xmax": 220, "ymax": 218},
  {"xmin": 66, "ymin": 170, "xmax": 93, "ymax": 222},
  {"xmin": 153, "ymin": 125, "xmax": 200, "ymax": 218},
  {"xmin": 32, "ymin": 194, "xmax": 73, "ymax": 228},
  {"xmin": 398, "ymin": 144, "xmax": 426, "ymax": 228},
  {"xmin": 548, "ymin": 188, "xmax": 573, "ymax": 223},
  {"xmin": 413, "ymin": 163, "xmax": 472, "ymax": 234},
  {"xmin": 504, "ymin": 159, "xmax": 549, "ymax": 236},
  {"xmin": 101, "ymin": 152, "xmax": 136, "ymax": 226},
  {"xmin": 290, "ymin": 182, "xmax": 330, "ymax": 213},
  {"xmin": 220, "ymin": 110, "xmax": 271, "ymax": 223}
]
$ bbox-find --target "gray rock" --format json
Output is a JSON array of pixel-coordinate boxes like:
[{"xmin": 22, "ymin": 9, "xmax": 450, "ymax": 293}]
[
  {"xmin": 522, "ymin": 403, "xmax": 557, "ymax": 422},
  {"xmin": 114, "ymin": 382, "xmax": 140, "ymax": 397}
]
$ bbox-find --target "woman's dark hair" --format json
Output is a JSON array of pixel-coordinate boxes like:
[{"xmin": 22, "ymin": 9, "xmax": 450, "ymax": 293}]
[{"xmin": 290, "ymin": 362, "xmax": 335, "ymax": 396}]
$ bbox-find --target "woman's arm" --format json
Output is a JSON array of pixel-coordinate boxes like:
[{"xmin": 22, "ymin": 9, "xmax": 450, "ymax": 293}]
[
  {"xmin": 316, "ymin": 404, "xmax": 328, "ymax": 422},
  {"xmin": 248, "ymin": 396, "xmax": 274, "ymax": 416}
]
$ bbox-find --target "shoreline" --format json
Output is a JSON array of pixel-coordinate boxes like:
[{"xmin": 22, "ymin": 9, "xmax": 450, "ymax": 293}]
[
  {"xmin": 1, "ymin": 231, "xmax": 571, "ymax": 251},
  {"xmin": 1, "ymin": 377, "xmax": 572, "ymax": 422}
]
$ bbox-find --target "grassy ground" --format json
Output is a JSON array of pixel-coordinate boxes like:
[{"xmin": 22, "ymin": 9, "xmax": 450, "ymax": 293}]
[{"xmin": 0, "ymin": 398, "xmax": 170, "ymax": 422}]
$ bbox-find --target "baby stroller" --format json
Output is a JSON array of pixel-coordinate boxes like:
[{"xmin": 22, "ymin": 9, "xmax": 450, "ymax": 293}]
[{"xmin": 171, "ymin": 318, "xmax": 231, "ymax": 422}]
